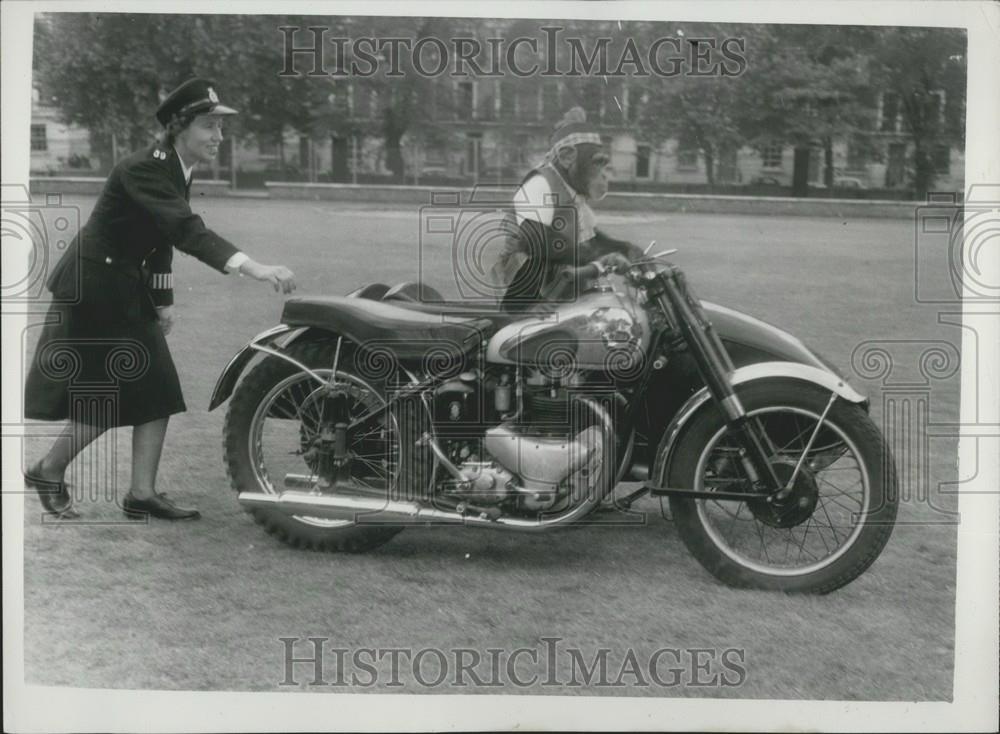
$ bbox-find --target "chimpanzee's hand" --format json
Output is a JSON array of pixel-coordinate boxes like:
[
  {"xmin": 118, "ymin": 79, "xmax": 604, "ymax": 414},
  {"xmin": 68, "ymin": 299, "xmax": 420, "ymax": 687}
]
[
  {"xmin": 624, "ymin": 242, "xmax": 646, "ymax": 261},
  {"xmin": 597, "ymin": 252, "xmax": 632, "ymax": 273}
]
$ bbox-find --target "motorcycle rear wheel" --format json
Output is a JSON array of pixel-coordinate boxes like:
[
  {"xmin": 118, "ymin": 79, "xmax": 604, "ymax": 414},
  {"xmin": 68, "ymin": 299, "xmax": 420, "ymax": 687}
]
[
  {"xmin": 667, "ymin": 379, "xmax": 898, "ymax": 593},
  {"xmin": 224, "ymin": 338, "xmax": 431, "ymax": 552}
]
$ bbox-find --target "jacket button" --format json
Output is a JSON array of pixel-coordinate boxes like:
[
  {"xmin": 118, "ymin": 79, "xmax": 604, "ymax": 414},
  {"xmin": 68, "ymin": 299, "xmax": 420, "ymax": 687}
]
[{"xmin": 105, "ymin": 256, "xmax": 112, "ymax": 264}]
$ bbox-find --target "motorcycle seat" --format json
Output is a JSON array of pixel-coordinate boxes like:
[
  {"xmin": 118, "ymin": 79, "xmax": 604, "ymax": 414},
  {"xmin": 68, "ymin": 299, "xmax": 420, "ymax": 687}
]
[
  {"xmin": 281, "ymin": 296, "xmax": 492, "ymax": 361},
  {"xmin": 384, "ymin": 299, "xmax": 534, "ymax": 330}
]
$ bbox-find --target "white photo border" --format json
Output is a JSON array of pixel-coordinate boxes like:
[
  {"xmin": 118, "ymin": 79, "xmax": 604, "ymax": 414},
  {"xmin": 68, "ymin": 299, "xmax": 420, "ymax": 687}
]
[{"xmin": 3, "ymin": 1, "xmax": 997, "ymax": 732}]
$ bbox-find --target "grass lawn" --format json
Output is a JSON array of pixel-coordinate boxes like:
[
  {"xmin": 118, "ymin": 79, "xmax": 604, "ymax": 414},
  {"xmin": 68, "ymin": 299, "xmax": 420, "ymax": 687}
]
[{"xmin": 20, "ymin": 197, "xmax": 959, "ymax": 698}]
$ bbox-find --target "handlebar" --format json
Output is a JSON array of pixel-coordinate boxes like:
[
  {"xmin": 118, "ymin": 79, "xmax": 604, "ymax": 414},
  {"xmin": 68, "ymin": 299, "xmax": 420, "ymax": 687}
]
[{"xmin": 558, "ymin": 258, "xmax": 661, "ymax": 283}]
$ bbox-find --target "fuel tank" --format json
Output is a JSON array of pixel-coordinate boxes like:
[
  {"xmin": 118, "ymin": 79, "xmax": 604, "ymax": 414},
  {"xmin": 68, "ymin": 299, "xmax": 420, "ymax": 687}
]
[{"xmin": 485, "ymin": 287, "xmax": 651, "ymax": 370}]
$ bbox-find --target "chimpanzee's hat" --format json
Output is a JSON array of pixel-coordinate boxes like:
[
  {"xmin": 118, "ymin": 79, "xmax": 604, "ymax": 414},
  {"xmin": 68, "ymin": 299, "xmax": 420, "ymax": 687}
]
[
  {"xmin": 549, "ymin": 107, "xmax": 602, "ymax": 150},
  {"xmin": 156, "ymin": 78, "xmax": 238, "ymax": 127}
]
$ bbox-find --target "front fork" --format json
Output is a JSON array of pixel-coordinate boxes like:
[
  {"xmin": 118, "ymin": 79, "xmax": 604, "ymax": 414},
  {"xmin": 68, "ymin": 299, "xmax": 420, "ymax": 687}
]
[{"xmin": 653, "ymin": 267, "xmax": 784, "ymax": 492}]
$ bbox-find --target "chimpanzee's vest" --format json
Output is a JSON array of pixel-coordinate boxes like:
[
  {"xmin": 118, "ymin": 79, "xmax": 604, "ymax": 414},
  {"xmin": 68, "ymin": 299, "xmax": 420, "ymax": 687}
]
[{"xmin": 489, "ymin": 162, "xmax": 596, "ymax": 292}]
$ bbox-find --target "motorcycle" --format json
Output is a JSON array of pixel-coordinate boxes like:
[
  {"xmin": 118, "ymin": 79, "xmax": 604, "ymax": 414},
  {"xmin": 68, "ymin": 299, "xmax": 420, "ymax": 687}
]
[{"xmin": 209, "ymin": 251, "xmax": 897, "ymax": 593}]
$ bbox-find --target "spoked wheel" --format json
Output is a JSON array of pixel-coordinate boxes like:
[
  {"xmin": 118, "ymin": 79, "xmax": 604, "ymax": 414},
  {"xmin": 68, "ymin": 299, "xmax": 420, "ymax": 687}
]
[
  {"xmin": 667, "ymin": 379, "xmax": 898, "ymax": 593},
  {"xmin": 224, "ymin": 339, "xmax": 431, "ymax": 552}
]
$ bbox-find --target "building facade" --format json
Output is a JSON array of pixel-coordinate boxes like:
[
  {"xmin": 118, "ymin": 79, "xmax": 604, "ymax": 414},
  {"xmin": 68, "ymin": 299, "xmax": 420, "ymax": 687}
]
[
  {"xmin": 254, "ymin": 79, "xmax": 964, "ymax": 194},
  {"xmin": 29, "ymin": 84, "xmax": 97, "ymax": 175},
  {"xmin": 30, "ymin": 77, "xmax": 964, "ymax": 194}
]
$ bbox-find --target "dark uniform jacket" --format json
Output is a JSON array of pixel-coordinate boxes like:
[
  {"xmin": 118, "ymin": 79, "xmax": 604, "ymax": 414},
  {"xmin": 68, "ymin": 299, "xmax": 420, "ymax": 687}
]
[
  {"xmin": 46, "ymin": 143, "xmax": 239, "ymax": 318},
  {"xmin": 25, "ymin": 143, "xmax": 240, "ymax": 427}
]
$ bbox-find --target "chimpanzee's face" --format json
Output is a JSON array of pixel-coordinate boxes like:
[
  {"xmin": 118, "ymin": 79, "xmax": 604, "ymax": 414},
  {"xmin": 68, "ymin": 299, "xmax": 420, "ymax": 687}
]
[
  {"xmin": 586, "ymin": 153, "xmax": 611, "ymax": 201},
  {"xmin": 561, "ymin": 144, "xmax": 611, "ymax": 201}
]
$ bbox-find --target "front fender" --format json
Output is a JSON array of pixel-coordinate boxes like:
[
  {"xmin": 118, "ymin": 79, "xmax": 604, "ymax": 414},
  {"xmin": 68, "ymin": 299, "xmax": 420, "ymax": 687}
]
[
  {"xmin": 650, "ymin": 361, "xmax": 867, "ymax": 486},
  {"xmin": 704, "ymin": 301, "xmax": 832, "ymax": 372},
  {"xmin": 207, "ymin": 324, "xmax": 304, "ymax": 411}
]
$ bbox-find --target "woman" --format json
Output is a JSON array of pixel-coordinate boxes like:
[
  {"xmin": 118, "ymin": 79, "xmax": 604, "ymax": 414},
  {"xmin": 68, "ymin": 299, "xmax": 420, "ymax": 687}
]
[{"xmin": 23, "ymin": 78, "xmax": 296, "ymax": 521}]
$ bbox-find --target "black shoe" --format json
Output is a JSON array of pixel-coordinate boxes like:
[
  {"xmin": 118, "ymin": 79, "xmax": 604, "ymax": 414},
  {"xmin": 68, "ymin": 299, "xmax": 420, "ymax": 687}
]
[
  {"xmin": 24, "ymin": 462, "xmax": 81, "ymax": 519},
  {"xmin": 123, "ymin": 491, "xmax": 200, "ymax": 521}
]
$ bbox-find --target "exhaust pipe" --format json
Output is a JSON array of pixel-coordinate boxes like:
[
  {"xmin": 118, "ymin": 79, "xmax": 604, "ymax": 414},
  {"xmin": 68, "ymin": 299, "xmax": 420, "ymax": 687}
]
[
  {"xmin": 238, "ymin": 487, "xmax": 611, "ymax": 532},
  {"xmin": 238, "ymin": 490, "xmax": 479, "ymax": 525}
]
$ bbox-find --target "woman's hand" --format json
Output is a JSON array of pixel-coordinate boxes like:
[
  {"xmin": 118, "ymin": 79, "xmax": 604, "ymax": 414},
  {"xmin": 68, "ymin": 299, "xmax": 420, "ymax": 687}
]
[
  {"xmin": 239, "ymin": 259, "xmax": 297, "ymax": 294},
  {"xmin": 155, "ymin": 305, "xmax": 175, "ymax": 335}
]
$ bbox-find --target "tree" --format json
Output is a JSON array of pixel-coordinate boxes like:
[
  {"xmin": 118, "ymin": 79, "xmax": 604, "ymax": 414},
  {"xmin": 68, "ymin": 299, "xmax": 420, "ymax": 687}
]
[
  {"xmin": 735, "ymin": 26, "xmax": 877, "ymax": 195},
  {"xmin": 34, "ymin": 13, "xmax": 340, "ymax": 172},
  {"xmin": 35, "ymin": 14, "xmax": 201, "ymax": 166},
  {"xmin": 869, "ymin": 27, "xmax": 966, "ymax": 197},
  {"xmin": 330, "ymin": 15, "xmax": 465, "ymax": 181},
  {"xmin": 632, "ymin": 22, "xmax": 761, "ymax": 186}
]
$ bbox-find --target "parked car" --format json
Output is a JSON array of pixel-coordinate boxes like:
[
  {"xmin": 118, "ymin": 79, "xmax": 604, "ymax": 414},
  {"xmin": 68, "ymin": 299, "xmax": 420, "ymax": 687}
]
[{"xmin": 833, "ymin": 176, "xmax": 867, "ymax": 189}]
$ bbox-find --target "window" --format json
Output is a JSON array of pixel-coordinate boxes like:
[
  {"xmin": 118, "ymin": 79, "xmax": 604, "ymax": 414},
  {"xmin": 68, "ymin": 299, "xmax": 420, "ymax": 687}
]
[
  {"xmin": 847, "ymin": 140, "xmax": 869, "ymax": 170},
  {"xmin": 426, "ymin": 83, "xmax": 437, "ymax": 118},
  {"xmin": 31, "ymin": 124, "xmax": 47, "ymax": 152},
  {"xmin": 761, "ymin": 143, "xmax": 783, "ymax": 169},
  {"xmin": 423, "ymin": 144, "xmax": 447, "ymax": 169},
  {"xmin": 258, "ymin": 138, "xmax": 278, "ymax": 158},
  {"xmin": 498, "ymin": 81, "xmax": 514, "ymax": 120},
  {"xmin": 479, "ymin": 80, "xmax": 497, "ymax": 121},
  {"xmin": 676, "ymin": 145, "xmax": 698, "ymax": 170},
  {"xmin": 635, "ymin": 144, "xmax": 651, "ymax": 179},
  {"xmin": 464, "ymin": 133, "xmax": 482, "ymax": 176},
  {"xmin": 716, "ymin": 147, "xmax": 739, "ymax": 183},
  {"xmin": 807, "ymin": 147, "xmax": 822, "ymax": 184},
  {"xmin": 541, "ymin": 80, "xmax": 561, "ymax": 120},
  {"xmin": 927, "ymin": 90, "xmax": 945, "ymax": 127},
  {"xmin": 515, "ymin": 86, "xmax": 537, "ymax": 122},
  {"xmin": 353, "ymin": 86, "xmax": 371, "ymax": 119},
  {"xmin": 880, "ymin": 92, "xmax": 900, "ymax": 133},
  {"xmin": 457, "ymin": 81, "xmax": 475, "ymax": 120},
  {"xmin": 507, "ymin": 135, "xmax": 529, "ymax": 167},
  {"xmin": 932, "ymin": 145, "xmax": 950, "ymax": 175}
]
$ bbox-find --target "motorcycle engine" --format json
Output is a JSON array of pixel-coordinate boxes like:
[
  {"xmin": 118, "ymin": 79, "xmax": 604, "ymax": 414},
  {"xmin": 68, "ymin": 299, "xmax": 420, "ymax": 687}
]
[{"xmin": 442, "ymin": 368, "xmax": 606, "ymax": 512}]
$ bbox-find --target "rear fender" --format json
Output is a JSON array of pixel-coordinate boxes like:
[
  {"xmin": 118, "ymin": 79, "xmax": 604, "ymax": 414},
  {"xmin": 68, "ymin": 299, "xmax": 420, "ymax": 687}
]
[
  {"xmin": 649, "ymin": 361, "xmax": 867, "ymax": 486},
  {"xmin": 208, "ymin": 324, "xmax": 309, "ymax": 411},
  {"xmin": 209, "ymin": 283, "xmax": 396, "ymax": 411}
]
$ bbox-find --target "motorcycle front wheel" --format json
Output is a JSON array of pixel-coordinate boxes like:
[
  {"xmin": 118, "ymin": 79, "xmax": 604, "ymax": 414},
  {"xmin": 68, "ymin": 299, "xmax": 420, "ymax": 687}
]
[{"xmin": 666, "ymin": 379, "xmax": 898, "ymax": 593}]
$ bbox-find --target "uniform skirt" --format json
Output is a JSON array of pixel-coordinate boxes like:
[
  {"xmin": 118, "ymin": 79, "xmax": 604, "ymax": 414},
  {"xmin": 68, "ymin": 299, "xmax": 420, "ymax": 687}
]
[{"xmin": 24, "ymin": 297, "xmax": 186, "ymax": 428}]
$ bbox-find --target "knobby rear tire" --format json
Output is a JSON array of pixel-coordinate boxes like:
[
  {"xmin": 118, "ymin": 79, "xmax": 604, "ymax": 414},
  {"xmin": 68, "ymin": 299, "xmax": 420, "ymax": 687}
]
[{"xmin": 223, "ymin": 338, "xmax": 432, "ymax": 553}]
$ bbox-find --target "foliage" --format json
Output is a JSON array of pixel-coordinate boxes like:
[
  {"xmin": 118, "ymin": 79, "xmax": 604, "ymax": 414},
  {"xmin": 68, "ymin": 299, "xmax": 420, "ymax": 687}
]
[
  {"xmin": 867, "ymin": 27, "xmax": 966, "ymax": 196},
  {"xmin": 33, "ymin": 15, "xmax": 966, "ymax": 192}
]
